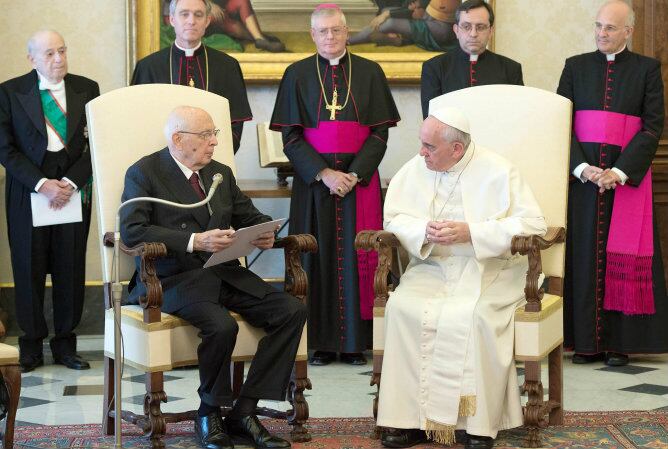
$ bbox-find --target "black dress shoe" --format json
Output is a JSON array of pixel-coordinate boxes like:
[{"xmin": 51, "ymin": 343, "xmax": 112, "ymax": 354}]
[
  {"xmin": 605, "ymin": 352, "xmax": 629, "ymax": 366},
  {"xmin": 20, "ymin": 355, "xmax": 44, "ymax": 373},
  {"xmin": 195, "ymin": 412, "xmax": 234, "ymax": 449},
  {"xmin": 309, "ymin": 351, "xmax": 336, "ymax": 366},
  {"xmin": 381, "ymin": 428, "xmax": 428, "ymax": 448},
  {"xmin": 54, "ymin": 353, "xmax": 91, "ymax": 370},
  {"xmin": 339, "ymin": 352, "xmax": 367, "ymax": 365},
  {"xmin": 226, "ymin": 415, "xmax": 290, "ymax": 449},
  {"xmin": 572, "ymin": 353, "xmax": 604, "ymax": 364},
  {"xmin": 465, "ymin": 434, "xmax": 494, "ymax": 449}
]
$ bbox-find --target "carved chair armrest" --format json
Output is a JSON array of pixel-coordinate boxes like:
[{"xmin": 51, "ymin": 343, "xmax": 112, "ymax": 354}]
[
  {"xmin": 511, "ymin": 226, "xmax": 566, "ymax": 312},
  {"xmin": 355, "ymin": 230, "xmax": 402, "ymax": 308},
  {"xmin": 101, "ymin": 232, "xmax": 168, "ymax": 315},
  {"xmin": 273, "ymin": 234, "xmax": 318, "ymax": 302}
]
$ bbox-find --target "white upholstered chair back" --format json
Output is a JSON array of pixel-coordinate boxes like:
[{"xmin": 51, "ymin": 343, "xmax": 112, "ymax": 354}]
[
  {"xmin": 86, "ymin": 84, "xmax": 234, "ymax": 284},
  {"xmin": 429, "ymin": 85, "xmax": 571, "ymax": 278}
]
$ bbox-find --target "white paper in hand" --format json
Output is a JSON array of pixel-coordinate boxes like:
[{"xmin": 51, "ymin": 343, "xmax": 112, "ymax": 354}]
[
  {"xmin": 31, "ymin": 193, "xmax": 83, "ymax": 227},
  {"xmin": 203, "ymin": 218, "xmax": 287, "ymax": 268}
]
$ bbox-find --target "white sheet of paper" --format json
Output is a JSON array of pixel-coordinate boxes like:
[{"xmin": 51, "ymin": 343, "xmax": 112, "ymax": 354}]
[
  {"xmin": 203, "ymin": 218, "xmax": 287, "ymax": 268},
  {"xmin": 30, "ymin": 192, "xmax": 83, "ymax": 227}
]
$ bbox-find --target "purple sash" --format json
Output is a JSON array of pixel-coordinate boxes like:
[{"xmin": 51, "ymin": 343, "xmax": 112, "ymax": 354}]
[
  {"xmin": 304, "ymin": 121, "xmax": 382, "ymax": 320},
  {"xmin": 574, "ymin": 110, "xmax": 654, "ymax": 315}
]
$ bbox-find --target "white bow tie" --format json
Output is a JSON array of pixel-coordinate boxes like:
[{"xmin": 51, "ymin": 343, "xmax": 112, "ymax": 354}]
[{"xmin": 39, "ymin": 79, "xmax": 65, "ymax": 91}]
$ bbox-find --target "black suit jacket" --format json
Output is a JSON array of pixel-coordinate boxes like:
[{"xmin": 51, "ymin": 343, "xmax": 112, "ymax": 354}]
[
  {"xmin": 0, "ymin": 69, "xmax": 99, "ymax": 247},
  {"xmin": 120, "ymin": 148, "xmax": 275, "ymax": 313}
]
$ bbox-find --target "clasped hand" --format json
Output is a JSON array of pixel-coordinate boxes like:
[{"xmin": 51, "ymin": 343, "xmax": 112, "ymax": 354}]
[
  {"xmin": 583, "ymin": 166, "xmax": 622, "ymax": 193},
  {"xmin": 425, "ymin": 220, "xmax": 471, "ymax": 245},
  {"xmin": 38, "ymin": 179, "xmax": 75, "ymax": 210},
  {"xmin": 320, "ymin": 168, "xmax": 358, "ymax": 198}
]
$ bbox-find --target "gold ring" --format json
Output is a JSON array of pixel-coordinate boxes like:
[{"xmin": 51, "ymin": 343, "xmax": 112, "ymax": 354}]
[{"xmin": 337, "ymin": 187, "xmax": 343, "ymax": 192}]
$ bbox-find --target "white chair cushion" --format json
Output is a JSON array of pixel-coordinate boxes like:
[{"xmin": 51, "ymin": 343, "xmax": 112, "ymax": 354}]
[
  {"xmin": 0, "ymin": 343, "xmax": 19, "ymax": 365},
  {"xmin": 104, "ymin": 305, "xmax": 307, "ymax": 372}
]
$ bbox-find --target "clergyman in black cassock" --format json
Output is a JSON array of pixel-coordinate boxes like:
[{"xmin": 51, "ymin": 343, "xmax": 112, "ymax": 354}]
[
  {"xmin": 557, "ymin": 0, "xmax": 667, "ymax": 366},
  {"xmin": 0, "ymin": 31, "xmax": 99, "ymax": 372},
  {"xmin": 420, "ymin": 0, "xmax": 523, "ymax": 118},
  {"xmin": 132, "ymin": 0, "xmax": 252, "ymax": 154},
  {"xmin": 121, "ymin": 106, "xmax": 303, "ymax": 449},
  {"xmin": 270, "ymin": 5, "xmax": 400, "ymax": 366}
]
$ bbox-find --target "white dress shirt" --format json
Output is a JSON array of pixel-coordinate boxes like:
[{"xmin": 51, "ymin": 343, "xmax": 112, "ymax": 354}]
[{"xmin": 170, "ymin": 154, "xmax": 207, "ymax": 253}]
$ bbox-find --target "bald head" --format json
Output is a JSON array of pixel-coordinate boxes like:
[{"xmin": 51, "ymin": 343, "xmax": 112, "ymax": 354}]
[
  {"xmin": 595, "ymin": 1, "xmax": 634, "ymax": 54},
  {"xmin": 165, "ymin": 106, "xmax": 218, "ymax": 171},
  {"xmin": 27, "ymin": 30, "xmax": 68, "ymax": 83}
]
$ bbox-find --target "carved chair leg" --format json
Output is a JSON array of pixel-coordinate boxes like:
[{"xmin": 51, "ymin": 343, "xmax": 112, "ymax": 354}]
[
  {"xmin": 145, "ymin": 372, "xmax": 167, "ymax": 449},
  {"xmin": 371, "ymin": 353, "xmax": 383, "ymax": 439},
  {"xmin": 522, "ymin": 360, "xmax": 544, "ymax": 448},
  {"xmin": 102, "ymin": 356, "xmax": 115, "ymax": 435},
  {"xmin": 232, "ymin": 361, "xmax": 244, "ymax": 399},
  {"xmin": 287, "ymin": 360, "xmax": 312, "ymax": 442},
  {"xmin": 548, "ymin": 344, "xmax": 564, "ymax": 425},
  {"xmin": 0, "ymin": 365, "xmax": 21, "ymax": 449}
]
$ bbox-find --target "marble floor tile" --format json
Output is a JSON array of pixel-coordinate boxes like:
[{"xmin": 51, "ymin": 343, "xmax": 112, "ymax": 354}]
[{"xmin": 6, "ymin": 337, "xmax": 668, "ymax": 426}]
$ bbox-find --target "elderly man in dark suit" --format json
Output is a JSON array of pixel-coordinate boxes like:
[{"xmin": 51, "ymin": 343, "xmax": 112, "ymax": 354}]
[
  {"xmin": 120, "ymin": 106, "xmax": 306, "ymax": 449},
  {"xmin": 0, "ymin": 30, "xmax": 99, "ymax": 373}
]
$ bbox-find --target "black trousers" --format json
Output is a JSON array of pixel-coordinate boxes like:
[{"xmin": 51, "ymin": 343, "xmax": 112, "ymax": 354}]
[
  {"xmin": 11, "ymin": 150, "xmax": 90, "ymax": 359},
  {"xmin": 173, "ymin": 285, "xmax": 307, "ymax": 407}
]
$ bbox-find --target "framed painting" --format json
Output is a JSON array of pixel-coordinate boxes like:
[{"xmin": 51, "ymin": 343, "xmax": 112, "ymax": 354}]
[{"xmin": 129, "ymin": 0, "xmax": 495, "ymax": 83}]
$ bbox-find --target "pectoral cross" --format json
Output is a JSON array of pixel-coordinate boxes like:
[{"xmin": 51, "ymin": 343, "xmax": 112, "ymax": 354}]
[
  {"xmin": 188, "ymin": 77, "xmax": 195, "ymax": 87},
  {"xmin": 326, "ymin": 87, "xmax": 343, "ymax": 120}
]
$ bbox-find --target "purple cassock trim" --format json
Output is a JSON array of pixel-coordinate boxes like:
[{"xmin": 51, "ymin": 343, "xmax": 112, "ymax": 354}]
[
  {"xmin": 304, "ymin": 121, "xmax": 381, "ymax": 320},
  {"xmin": 574, "ymin": 110, "xmax": 654, "ymax": 315}
]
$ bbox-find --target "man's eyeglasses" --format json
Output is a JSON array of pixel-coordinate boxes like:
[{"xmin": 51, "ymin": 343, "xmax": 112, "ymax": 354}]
[
  {"xmin": 177, "ymin": 129, "xmax": 220, "ymax": 140},
  {"xmin": 313, "ymin": 27, "xmax": 347, "ymax": 37},
  {"xmin": 457, "ymin": 23, "xmax": 491, "ymax": 33},
  {"xmin": 595, "ymin": 23, "xmax": 628, "ymax": 33}
]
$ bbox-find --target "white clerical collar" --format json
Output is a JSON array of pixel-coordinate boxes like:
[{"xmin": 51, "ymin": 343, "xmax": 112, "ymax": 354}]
[
  {"xmin": 606, "ymin": 45, "xmax": 626, "ymax": 61},
  {"xmin": 37, "ymin": 70, "xmax": 64, "ymax": 91},
  {"xmin": 328, "ymin": 49, "xmax": 347, "ymax": 66},
  {"xmin": 175, "ymin": 41, "xmax": 202, "ymax": 57},
  {"xmin": 469, "ymin": 53, "xmax": 479, "ymax": 62},
  {"xmin": 170, "ymin": 152, "xmax": 198, "ymax": 180},
  {"xmin": 446, "ymin": 141, "xmax": 475, "ymax": 173}
]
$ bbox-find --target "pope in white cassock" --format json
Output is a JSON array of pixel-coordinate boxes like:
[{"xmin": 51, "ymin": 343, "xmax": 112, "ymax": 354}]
[{"xmin": 377, "ymin": 107, "xmax": 547, "ymax": 449}]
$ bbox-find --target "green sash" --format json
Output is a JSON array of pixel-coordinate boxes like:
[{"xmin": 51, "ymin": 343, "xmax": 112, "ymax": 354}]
[
  {"xmin": 39, "ymin": 88, "xmax": 93, "ymax": 206},
  {"xmin": 39, "ymin": 89, "xmax": 67, "ymax": 145}
]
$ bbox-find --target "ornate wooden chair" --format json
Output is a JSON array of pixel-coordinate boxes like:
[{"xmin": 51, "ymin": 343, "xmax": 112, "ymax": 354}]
[
  {"xmin": 0, "ymin": 343, "xmax": 20, "ymax": 449},
  {"xmin": 86, "ymin": 84, "xmax": 314, "ymax": 449},
  {"xmin": 356, "ymin": 85, "xmax": 571, "ymax": 448}
]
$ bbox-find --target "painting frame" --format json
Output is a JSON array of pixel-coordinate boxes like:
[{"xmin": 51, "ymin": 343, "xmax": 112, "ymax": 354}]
[{"xmin": 129, "ymin": 0, "xmax": 495, "ymax": 84}]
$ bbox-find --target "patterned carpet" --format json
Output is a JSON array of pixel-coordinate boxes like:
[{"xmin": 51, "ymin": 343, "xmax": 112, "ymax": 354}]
[{"xmin": 10, "ymin": 412, "xmax": 668, "ymax": 449}]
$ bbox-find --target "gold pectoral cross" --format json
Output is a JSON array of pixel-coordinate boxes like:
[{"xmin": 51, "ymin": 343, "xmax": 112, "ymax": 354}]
[
  {"xmin": 188, "ymin": 77, "xmax": 195, "ymax": 87},
  {"xmin": 326, "ymin": 87, "xmax": 343, "ymax": 120}
]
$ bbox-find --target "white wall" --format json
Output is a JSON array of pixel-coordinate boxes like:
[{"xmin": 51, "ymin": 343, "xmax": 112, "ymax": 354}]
[{"xmin": 0, "ymin": 0, "xmax": 609, "ymax": 283}]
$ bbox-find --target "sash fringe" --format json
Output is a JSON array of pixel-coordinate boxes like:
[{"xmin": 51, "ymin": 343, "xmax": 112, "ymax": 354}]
[
  {"xmin": 604, "ymin": 252, "xmax": 655, "ymax": 315},
  {"xmin": 425, "ymin": 420, "xmax": 455, "ymax": 445},
  {"xmin": 458, "ymin": 394, "xmax": 477, "ymax": 417},
  {"xmin": 424, "ymin": 395, "xmax": 476, "ymax": 446}
]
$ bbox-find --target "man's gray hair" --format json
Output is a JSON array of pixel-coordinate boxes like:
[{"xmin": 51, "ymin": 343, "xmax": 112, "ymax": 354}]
[
  {"xmin": 169, "ymin": 0, "xmax": 212, "ymax": 16},
  {"xmin": 441, "ymin": 125, "xmax": 472, "ymax": 150},
  {"xmin": 600, "ymin": 0, "xmax": 635, "ymax": 27},
  {"xmin": 164, "ymin": 106, "xmax": 192, "ymax": 143},
  {"xmin": 27, "ymin": 30, "xmax": 64, "ymax": 56},
  {"xmin": 311, "ymin": 6, "xmax": 347, "ymax": 28}
]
